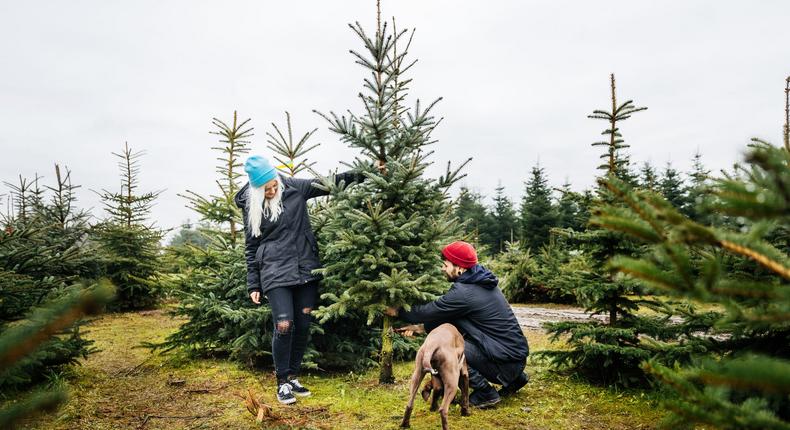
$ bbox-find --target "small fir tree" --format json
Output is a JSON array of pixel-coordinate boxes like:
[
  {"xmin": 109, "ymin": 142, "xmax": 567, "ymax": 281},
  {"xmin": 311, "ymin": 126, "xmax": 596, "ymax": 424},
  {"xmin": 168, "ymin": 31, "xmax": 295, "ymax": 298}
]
[
  {"xmin": 95, "ymin": 143, "xmax": 164, "ymax": 310},
  {"xmin": 0, "ymin": 281, "xmax": 114, "ymax": 428}
]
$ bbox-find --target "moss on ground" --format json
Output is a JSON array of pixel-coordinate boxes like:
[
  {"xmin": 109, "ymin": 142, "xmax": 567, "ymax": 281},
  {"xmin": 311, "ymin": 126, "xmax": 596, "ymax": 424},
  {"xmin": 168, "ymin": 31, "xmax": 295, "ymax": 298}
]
[{"xmin": 16, "ymin": 309, "xmax": 667, "ymax": 429}]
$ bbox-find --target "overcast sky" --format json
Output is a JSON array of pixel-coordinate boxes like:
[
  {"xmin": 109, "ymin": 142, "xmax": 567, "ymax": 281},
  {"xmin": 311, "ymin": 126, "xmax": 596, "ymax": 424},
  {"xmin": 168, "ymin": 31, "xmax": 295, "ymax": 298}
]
[{"xmin": 2, "ymin": 1, "xmax": 789, "ymax": 235}]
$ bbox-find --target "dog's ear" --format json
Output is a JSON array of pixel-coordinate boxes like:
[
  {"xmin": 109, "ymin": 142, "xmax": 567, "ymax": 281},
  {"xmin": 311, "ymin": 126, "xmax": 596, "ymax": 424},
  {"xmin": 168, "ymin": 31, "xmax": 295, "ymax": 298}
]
[{"xmin": 421, "ymin": 379, "xmax": 433, "ymax": 401}]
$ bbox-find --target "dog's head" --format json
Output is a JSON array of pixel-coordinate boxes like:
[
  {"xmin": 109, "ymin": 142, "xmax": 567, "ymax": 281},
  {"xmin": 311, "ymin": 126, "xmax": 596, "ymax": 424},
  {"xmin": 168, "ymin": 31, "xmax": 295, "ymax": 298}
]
[
  {"xmin": 421, "ymin": 375, "xmax": 444, "ymax": 401},
  {"xmin": 420, "ymin": 378, "xmax": 433, "ymax": 401}
]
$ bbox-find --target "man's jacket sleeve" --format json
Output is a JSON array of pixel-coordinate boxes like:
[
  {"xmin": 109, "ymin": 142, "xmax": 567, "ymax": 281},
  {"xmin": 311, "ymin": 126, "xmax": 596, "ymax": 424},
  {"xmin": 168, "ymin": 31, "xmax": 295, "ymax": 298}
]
[{"xmin": 398, "ymin": 285, "xmax": 471, "ymax": 323}]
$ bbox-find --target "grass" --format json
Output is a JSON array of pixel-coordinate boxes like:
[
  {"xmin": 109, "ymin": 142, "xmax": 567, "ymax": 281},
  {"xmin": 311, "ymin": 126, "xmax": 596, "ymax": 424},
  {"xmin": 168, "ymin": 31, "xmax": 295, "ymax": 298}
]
[{"xmin": 15, "ymin": 309, "xmax": 669, "ymax": 430}]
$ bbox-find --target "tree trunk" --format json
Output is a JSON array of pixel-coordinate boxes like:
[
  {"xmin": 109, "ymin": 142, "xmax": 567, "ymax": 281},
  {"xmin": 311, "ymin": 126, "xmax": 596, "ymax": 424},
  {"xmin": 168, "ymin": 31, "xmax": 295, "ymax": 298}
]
[
  {"xmin": 609, "ymin": 299, "xmax": 617, "ymax": 326},
  {"xmin": 379, "ymin": 315, "xmax": 395, "ymax": 384}
]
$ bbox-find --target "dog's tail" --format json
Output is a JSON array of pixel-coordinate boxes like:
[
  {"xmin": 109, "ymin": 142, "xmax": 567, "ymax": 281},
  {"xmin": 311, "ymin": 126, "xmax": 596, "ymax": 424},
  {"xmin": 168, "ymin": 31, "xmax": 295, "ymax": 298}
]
[
  {"xmin": 422, "ymin": 346, "xmax": 439, "ymax": 376},
  {"xmin": 422, "ymin": 348, "xmax": 443, "ymax": 393}
]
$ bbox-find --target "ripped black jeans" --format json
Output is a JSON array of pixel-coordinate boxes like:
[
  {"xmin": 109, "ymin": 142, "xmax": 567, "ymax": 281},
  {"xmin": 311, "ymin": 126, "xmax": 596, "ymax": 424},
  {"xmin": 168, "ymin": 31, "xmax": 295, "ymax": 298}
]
[{"xmin": 265, "ymin": 281, "xmax": 318, "ymax": 383}]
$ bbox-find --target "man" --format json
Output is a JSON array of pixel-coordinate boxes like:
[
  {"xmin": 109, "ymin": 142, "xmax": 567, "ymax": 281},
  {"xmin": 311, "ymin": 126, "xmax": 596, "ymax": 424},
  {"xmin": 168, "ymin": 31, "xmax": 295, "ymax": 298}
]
[{"xmin": 387, "ymin": 241, "xmax": 529, "ymax": 408}]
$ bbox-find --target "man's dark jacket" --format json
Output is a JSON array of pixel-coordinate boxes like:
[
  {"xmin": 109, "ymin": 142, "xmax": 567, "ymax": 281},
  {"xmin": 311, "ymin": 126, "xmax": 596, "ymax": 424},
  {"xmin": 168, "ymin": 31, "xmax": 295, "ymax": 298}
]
[
  {"xmin": 234, "ymin": 172, "xmax": 361, "ymax": 294},
  {"xmin": 399, "ymin": 264, "xmax": 529, "ymax": 362}
]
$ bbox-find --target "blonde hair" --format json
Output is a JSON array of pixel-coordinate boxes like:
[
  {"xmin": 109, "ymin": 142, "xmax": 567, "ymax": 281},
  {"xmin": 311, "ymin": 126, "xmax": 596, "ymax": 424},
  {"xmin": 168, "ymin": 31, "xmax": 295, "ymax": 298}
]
[{"xmin": 246, "ymin": 176, "xmax": 284, "ymax": 237}]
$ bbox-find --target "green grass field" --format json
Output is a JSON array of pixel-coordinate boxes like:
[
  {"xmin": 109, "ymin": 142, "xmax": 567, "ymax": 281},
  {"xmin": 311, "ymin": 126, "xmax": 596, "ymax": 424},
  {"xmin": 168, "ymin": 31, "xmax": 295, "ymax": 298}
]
[{"xmin": 15, "ymin": 309, "xmax": 668, "ymax": 429}]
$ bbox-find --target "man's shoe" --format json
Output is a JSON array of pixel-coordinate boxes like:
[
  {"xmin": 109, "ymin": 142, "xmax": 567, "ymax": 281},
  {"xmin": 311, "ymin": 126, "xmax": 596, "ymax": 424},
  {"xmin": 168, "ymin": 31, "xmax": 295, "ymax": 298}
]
[
  {"xmin": 469, "ymin": 385, "xmax": 501, "ymax": 409},
  {"xmin": 498, "ymin": 372, "xmax": 529, "ymax": 398},
  {"xmin": 277, "ymin": 382, "xmax": 297, "ymax": 405},
  {"xmin": 287, "ymin": 378, "xmax": 311, "ymax": 397}
]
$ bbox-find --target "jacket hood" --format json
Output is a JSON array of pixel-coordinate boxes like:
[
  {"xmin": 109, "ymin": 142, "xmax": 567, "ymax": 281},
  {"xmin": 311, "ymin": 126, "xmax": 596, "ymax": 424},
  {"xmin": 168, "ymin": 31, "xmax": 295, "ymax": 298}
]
[
  {"xmin": 234, "ymin": 183, "xmax": 249, "ymax": 209},
  {"xmin": 456, "ymin": 264, "xmax": 498, "ymax": 289}
]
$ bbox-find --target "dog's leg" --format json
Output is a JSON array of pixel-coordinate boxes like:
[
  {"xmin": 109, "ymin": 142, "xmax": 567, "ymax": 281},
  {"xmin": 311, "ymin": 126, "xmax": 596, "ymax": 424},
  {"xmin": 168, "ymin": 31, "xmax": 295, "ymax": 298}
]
[
  {"xmin": 429, "ymin": 376, "xmax": 441, "ymax": 412},
  {"xmin": 401, "ymin": 363, "xmax": 425, "ymax": 428},
  {"xmin": 460, "ymin": 363, "xmax": 471, "ymax": 417},
  {"xmin": 439, "ymin": 377, "xmax": 458, "ymax": 430}
]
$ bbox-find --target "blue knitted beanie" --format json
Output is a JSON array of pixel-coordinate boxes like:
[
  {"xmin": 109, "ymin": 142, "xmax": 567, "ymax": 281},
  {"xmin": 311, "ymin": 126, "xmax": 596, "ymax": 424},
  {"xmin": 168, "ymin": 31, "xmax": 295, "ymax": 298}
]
[{"xmin": 244, "ymin": 155, "xmax": 278, "ymax": 187}]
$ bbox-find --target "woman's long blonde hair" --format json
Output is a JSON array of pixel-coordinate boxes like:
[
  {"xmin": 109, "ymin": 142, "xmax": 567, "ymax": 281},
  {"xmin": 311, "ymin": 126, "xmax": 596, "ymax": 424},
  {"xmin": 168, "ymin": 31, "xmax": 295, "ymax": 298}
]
[{"xmin": 246, "ymin": 176, "xmax": 284, "ymax": 237}]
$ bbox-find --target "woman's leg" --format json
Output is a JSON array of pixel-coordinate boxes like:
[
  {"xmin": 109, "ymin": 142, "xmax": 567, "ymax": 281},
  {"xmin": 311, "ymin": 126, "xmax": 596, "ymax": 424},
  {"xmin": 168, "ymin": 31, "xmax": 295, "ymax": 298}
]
[
  {"xmin": 287, "ymin": 280, "xmax": 318, "ymax": 378},
  {"xmin": 265, "ymin": 286, "xmax": 295, "ymax": 383}
]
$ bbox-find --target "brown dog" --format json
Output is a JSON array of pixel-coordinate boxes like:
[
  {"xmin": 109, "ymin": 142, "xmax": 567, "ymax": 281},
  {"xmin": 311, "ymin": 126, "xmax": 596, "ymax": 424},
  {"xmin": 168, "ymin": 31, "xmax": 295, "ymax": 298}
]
[{"xmin": 400, "ymin": 323, "xmax": 470, "ymax": 430}]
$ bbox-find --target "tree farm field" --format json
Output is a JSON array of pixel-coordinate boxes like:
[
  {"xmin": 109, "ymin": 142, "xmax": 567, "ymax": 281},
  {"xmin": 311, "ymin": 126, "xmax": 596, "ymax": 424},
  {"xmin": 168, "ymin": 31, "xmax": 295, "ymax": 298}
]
[{"xmin": 14, "ymin": 307, "xmax": 665, "ymax": 430}]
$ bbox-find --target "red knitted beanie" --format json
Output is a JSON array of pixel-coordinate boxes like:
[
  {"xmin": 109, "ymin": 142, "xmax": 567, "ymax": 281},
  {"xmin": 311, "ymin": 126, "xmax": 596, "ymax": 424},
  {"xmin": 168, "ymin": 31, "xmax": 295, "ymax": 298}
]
[{"xmin": 441, "ymin": 241, "xmax": 478, "ymax": 269}]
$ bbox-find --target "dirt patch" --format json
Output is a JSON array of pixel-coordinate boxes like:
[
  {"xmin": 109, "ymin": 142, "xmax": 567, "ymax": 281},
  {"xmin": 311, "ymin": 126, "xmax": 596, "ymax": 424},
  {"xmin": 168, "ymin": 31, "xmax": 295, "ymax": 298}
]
[{"xmin": 511, "ymin": 305, "xmax": 608, "ymax": 330}]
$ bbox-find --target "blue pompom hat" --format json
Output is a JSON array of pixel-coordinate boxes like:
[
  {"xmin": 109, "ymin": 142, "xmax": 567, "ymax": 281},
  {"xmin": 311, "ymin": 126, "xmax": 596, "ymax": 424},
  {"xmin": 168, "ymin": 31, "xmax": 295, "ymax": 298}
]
[{"xmin": 244, "ymin": 155, "xmax": 278, "ymax": 188}]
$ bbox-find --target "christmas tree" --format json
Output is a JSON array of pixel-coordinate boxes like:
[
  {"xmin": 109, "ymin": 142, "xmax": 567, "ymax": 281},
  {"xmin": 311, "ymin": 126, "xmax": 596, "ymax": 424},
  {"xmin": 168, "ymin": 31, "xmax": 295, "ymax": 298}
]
[
  {"xmin": 0, "ymin": 281, "xmax": 114, "ymax": 429},
  {"xmin": 94, "ymin": 143, "xmax": 164, "ymax": 311},
  {"xmin": 488, "ymin": 183, "xmax": 518, "ymax": 253},
  {"xmin": 453, "ymin": 186, "xmax": 490, "ymax": 252},
  {"xmin": 658, "ymin": 161, "xmax": 689, "ymax": 212},
  {"xmin": 1, "ymin": 166, "xmax": 108, "ymax": 392},
  {"xmin": 155, "ymin": 112, "xmax": 276, "ymax": 366},
  {"xmin": 519, "ymin": 163, "xmax": 558, "ymax": 251},
  {"xmin": 312, "ymin": 18, "xmax": 468, "ymax": 383},
  {"xmin": 639, "ymin": 161, "xmax": 659, "ymax": 192},
  {"xmin": 540, "ymin": 74, "xmax": 698, "ymax": 386},
  {"xmin": 1, "ymin": 165, "xmax": 114, "ymax": 426},
  {"xmin": 595, "ymin": 140, "xmax": 789, "ymax": 429}
]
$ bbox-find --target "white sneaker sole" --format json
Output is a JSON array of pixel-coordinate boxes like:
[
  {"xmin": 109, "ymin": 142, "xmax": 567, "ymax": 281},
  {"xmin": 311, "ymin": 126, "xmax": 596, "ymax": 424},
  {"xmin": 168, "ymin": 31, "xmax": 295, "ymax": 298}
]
[
  {"xmin": 278, "ymin": 397, "xmax": 297, "ymax": 405},
  {"xmin": 293, "ymin": 391, "xmax": 311, "ymax": 397}
]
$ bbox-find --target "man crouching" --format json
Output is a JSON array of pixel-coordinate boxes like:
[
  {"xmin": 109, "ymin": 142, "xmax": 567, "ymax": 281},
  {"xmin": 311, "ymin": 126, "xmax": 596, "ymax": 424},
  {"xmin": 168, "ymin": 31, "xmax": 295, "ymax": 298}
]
[{"xmin": 387, "ymin": 241, "xmax": 529, "ymax": 408}]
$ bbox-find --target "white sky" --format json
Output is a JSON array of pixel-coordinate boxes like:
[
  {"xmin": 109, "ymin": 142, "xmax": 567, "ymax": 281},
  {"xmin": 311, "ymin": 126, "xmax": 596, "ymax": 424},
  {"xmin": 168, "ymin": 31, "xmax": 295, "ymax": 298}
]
[{"xmin": 1, "ymin": 1, "xmax": 789, "ymax": 234}]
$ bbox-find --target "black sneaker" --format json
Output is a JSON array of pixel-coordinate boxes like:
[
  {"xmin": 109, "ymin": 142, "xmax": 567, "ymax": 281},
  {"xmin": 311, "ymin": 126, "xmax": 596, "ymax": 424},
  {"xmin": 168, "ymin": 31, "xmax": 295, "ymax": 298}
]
[
  {"xmin": 469, "ymin": 385, "xmax": 501, "ymax": 409},
  {"xmin": 287, "ymin": 378, "xmax": 311, "ymax": 397},
  {"xmin": 498, "ymin": 372, "xmax": 529, "ymax": 398},
  {"xmin": 277, "ymin": 382, "xmax": 297, "ymax": 405}
]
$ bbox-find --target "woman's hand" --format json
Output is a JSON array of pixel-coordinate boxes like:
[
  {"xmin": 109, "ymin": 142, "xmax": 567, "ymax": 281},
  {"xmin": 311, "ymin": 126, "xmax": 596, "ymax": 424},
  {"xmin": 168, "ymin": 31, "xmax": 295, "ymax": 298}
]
[{"xmin": 250, "ymin": 291, "xmax": 261, "ymax": 304}]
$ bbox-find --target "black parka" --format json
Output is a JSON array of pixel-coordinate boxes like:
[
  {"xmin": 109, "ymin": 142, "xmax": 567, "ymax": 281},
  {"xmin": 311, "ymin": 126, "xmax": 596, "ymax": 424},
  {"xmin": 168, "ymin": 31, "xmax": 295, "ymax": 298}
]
[{"xmin": 234, "ymin": 172, "xmax": 362, "ymax": 294}]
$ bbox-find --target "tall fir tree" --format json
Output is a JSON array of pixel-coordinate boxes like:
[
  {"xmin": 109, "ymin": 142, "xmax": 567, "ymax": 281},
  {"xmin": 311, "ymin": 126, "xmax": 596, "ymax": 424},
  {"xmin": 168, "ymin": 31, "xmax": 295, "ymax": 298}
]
[
  {"xmin": 589, "ymin": 74, "xmax": 646, "ymax": 184},
  {"xmin": 312, "ymin": 18, "xmax": 468, "ymax": 383},
  {"xmin": 595, "ymin": 141, "xmax": 789, "ymax": 429},
  {"xmin": 659, "ymin": 161, "xmax": 689, "ymax": 212},
  {"xmin": 686, "ymin": 151, "xmax": 714, "ymax": 224},
  {"xmin": 454, "ymin": 186, "xmax": 490, "ymax": 252},
  {"xmin": 266, "ymin": 111, "xmax": 320, "ymax": 177},
  {"xmin": 555, "ymin": 182, "xmax": 591, "ymax": 232},
  {"xmin": 155, "ymin": 112, "xmax": 277, "ymax": 366},
  {"xmin": 181, "ymin": 112, "xmax": 252, "ymax": 245},
  {"xmin": 488, "ymin": 183, "xmax": 517, "ymax": 253},
  {"xmin": 519, "ymin": 163, "xmax": 558, "ymax": 251},
  {"xmin": 639, "ymin": 161, "xmax": 659, "ymax": 191},
  {"xmin": 95, "ymin": 143, "xmax": 164, "ymax": 310},
  {"xmin": 540, "ymin": 74, "xmax": 699, "ymax": 386}
]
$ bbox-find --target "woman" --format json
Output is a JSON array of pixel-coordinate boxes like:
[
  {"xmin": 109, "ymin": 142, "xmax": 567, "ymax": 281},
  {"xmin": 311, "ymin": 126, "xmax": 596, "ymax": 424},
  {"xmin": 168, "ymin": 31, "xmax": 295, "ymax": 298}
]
[{"xmin": 234, "ymin": 155, "xmax": 379, "ymax": 405}]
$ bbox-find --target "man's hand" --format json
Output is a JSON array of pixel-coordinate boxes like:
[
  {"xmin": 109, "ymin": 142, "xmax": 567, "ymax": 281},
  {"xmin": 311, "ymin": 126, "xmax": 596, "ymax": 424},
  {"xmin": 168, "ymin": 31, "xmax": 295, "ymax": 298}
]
[
  {"xmin": 376, "ymin": 159, "xmax": 387, "ymax": 174},
  {"xmin": 250, "ymin": 291, "xmax": 261, "ymax": 305},
  {"xmin": 394, "ymin": 324, "xmax": 425, "ymax": 338},
  {"xmin": 384, "ymin": 306, "xmax": 399, "ymax": 317}
]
